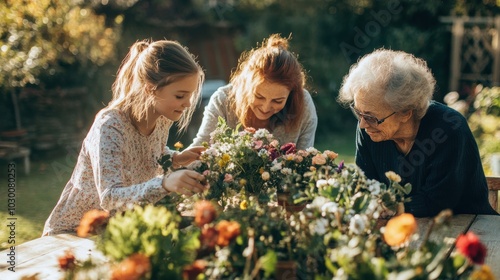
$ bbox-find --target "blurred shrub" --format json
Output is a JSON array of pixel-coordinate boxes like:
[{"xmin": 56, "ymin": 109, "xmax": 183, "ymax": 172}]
[
  {"xmin": 467, "ymin": 87, "xmax": 500, "ymax": 175},
  {"xmin": 0, "ymin": 0, "xmax": 122, "ymax": 90}
]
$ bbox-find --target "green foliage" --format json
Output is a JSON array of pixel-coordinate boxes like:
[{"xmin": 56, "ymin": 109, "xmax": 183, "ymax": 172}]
[
  {"xmin": 97, "ymin": 204, "xmax": 199, "ymax": 279},
  {"xmin": 468, "ymin": 87, "xmax": 500, "ymax": 175},
  {"xmin": 0, "ymin": 0, "xmax": 121, "ymax": 89}
]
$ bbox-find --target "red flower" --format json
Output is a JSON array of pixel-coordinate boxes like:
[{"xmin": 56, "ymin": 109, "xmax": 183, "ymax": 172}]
[
  {"xmin": 76, "ymin": 209, "xmax": 109, "ymax": 237},
  {"xmin": 194, "ymin": 200, "xmax": 217, "ymax": 227},
  {"xmin": 58, "ymin": 250, "xmax": 76, "ymax": 271},
  {"xmin": 280, "ymin": 143, "xmax": 297, "ymax": 155},
  {"xmin": 456, "ymin": 232, "xmax": 487, "ymax": 264},
  {"xmin": 182, "ymin": 259, "xmax": 207, "ymax": 280}
]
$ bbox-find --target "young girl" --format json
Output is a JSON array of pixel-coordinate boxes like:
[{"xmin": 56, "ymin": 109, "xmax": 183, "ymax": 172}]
[
  {"xmin": 190, "ymin": 34, "xmax": 318, "ymax": 150},
  {"xmin": 43, "ymin": 39, "xmax": 208, "ymax": 235}
]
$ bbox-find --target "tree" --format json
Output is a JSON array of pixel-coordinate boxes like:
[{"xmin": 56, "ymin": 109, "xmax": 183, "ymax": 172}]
[{"xmin": 0, "ymin": 0, "xmax": 122, "ymax": 129}]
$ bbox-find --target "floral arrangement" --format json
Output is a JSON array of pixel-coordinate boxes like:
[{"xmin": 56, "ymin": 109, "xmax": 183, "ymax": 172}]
[
  {"xmin": 189, "ymin": 117, "xmax": 281, "ymax": 204},
  {"xmin": 53, "ymin": 120, "xmax": 493, "ymax": 280}
]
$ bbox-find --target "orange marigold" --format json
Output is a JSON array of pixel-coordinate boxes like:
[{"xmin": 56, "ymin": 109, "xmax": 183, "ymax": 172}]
[
  {"xmin": 76, "ymin": 209, "xmax": 109, "ymax": 237},
  {"xmin": 383, "ymin": 213, "xmax": 417, "ymax": 247},
  {"xmin": 111, "ymin": 253, "xmax": 151, "ymax": 280},
  {"xmin": 216, "ymin": 220, "xmax": 241, "ymax": 247},
  {"xmin": 58, "ymin": 250, "xmax": 76, "ymax": 271},
  {"xmin": 194, "ymin": 200, "xmax": 217, "ymax": 227},
  {"xmin": 182, "ymin": 259, "xmax": 207, "ymax": 280}
]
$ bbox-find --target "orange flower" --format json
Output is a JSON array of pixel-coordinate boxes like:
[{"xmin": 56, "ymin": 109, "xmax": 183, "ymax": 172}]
[
  {"xmin": 323, "ymin": 150, "xmax": 338, "ymax": 160},
  {"xmin": 312, "ymin": 154, "xmax": 327, "ymax": 165},
  {"xmin": 216, "ymin": 220, "xmax": 241, "ymax": 246},
  {"xmin": 194, "ymin": 200, "xmax": 217, "ymax": 227},
  {"xmin": 199, "ymin": 226, "xmax": 218, "ymax": 249},
  {"xmin": 58, "ymin": 250, "xmax": 76, "ymax": 271},
  {"xmin": 383, "ymin": 213, "xmax": 417, "ymax": 247},
  {"xmin": 470, "ymin": 265, "xmax": 495, "ymax": 280},
  {"xmin": 76, "ymin": 209, "xmax": 109, "ymax": 237},
  {"xmin": 182, "ymin": 259, "xmax": 207, "ymax": 280},
  {"xmin": 111, "ymin": 253, "xmax": 151, "ymax": 280}
]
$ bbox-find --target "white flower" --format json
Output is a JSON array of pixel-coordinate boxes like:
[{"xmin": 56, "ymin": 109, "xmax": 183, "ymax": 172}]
[
  {"xmin": 321, "ymin": 201, "xmax": 338, "ymax": 213},
  {"xmin": 306, "ymin": 147, "xmax": 319, "ymax": 155},
  {"xmin": 310, "ymin": 196, "xmax": 330, "ymax": 209},
  {"xmin": 310, "ymin": 218, "xmax": 329, "ymax": 235},
  {"xmin": 270, "ymin": 161, "xmax": 282, "ymax": 172},
  {"xmin": 368, "ymin": 181, "xmax": 381, "ymax": 195},
  {"xmin": 349, "ymin": 214, "xmax": 366, "ymax": 235},
  {"xmin": 281, "ymin": 168, "xmax": 292, "ymax": 175},
  {"xmin": 254, "ymin": 129, "xmax": 269, "ymax": 138},
  {"xmin": 327, "ymin": 178, "xmax": 337, "ymax": 186},
  {"xmin": 316, "ymin": 179, "xmax": 328, "ymax": 188},
  {"xmin": 257, "ymin": 149, "xmax": 268, "ymax": 157}
]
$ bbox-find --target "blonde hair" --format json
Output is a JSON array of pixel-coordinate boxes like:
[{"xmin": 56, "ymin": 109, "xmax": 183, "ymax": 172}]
[
  {"xmin": 109, "ymin": 39, "xmax": 204, "ymax": 132},
  {"xmin": 338, "ymin": 48, "xmax": 435, "ymax": 120},
  {"xmin": 229, "ymin": 34, "xmax": 307, "ymax": 130}
]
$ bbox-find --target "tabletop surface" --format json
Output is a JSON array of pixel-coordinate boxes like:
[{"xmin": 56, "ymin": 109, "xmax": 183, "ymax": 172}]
[{"xmin": 0, "ymin": 214, "xmax": 499, "ymax": 279}]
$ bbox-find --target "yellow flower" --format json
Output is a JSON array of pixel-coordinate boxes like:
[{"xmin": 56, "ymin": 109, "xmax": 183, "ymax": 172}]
[
  {"xmin": 239, "ymin": 179, "xmax": 247, "ymax": 186},
  {"xmin": 218, "ymin": 153, "xmax": 231, "ymax": 167},
  {"xmin": 385, "ymin": 171, "xmax": 402, "ymax": 183},
  {"xmin": 470, "ymin": 265, "xmax": 495, "ymax": 280},
  {"xmin": 285, "ymin": 154, "xmax": 294, "ymax": 161},
  {"xmin": 174, "ymin": 141, "xmax": 184, "ymax": 150},
  {"xmin": 383, "ymin": 213, "xmax": 417, "ymax": 247},
  {"xmin": 259, "ymin": 167, "xmax": 265, "ymax": 174},
  {"xmin": 240, "ymin": 200, "xmax": 248, "ymax": 210}
]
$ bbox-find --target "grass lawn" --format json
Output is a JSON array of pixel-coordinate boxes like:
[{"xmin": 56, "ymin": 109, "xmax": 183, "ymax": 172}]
[
  {"xmin": 0, "ymin": 129, "xmax": 356, "ymax": 250},
  {"xmin": 0, "ymin": 151, "xmax": 76, "ymax": 250}
]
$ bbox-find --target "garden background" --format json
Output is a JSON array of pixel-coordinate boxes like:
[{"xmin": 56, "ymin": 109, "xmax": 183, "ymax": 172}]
[{"xmin": 1, "ymin": 0, "xmax": 499, "ymax": 249}]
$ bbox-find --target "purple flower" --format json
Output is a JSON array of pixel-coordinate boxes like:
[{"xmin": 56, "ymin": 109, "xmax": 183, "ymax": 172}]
[
  {"xmin": 268, "ymin": 147, "xmax": 279, "ymax": 160},
  {"xmin": 280, "ymin": 143, "xmax": 297, "ymax": 155},
  {"xmin": 337, "ymin": 160, "xmax": 345, "ymax": 172}
]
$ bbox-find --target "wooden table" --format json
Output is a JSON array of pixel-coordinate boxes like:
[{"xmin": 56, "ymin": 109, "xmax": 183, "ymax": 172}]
[
  {"xmin": 1, "ymin": 215, "xmax": 498, "ymax": 279},
  {"xmin": 0, "ymin": 234, "xmax": 105, "ymax": 280}
]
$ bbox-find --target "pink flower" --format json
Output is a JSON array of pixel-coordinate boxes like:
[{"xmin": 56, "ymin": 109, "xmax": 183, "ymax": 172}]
[
  {"xmin": 203, "ymin": 170, "xmax": 210, "ymax": 176},
  {"xmin": 294, "ymin": 155, "xmax": 303, "ymax": 163},
  {"xmin": 254, "ymin": 140, "xmax": 263, "ymax": 150},
  {"xmin": 280, "ymin": 143, "xmax": 297, "ymax": 155},
  {"xmin": 270, "ymin": 139, "xmax": 279, "ymax": 148},
  {"xmin": 224, "ymin": 173, "xmax": 233, "ymax": 182}
]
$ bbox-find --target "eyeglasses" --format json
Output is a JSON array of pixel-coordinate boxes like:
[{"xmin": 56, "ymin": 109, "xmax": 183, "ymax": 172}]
[{"xmin": 349, "ymin": 103, "xmax": 396, "ymax": 126}]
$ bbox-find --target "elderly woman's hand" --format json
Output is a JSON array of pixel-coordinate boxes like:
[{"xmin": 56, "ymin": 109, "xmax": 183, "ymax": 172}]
[{"xmin": 172, "ymin": 146, "xmax": 205, "ymax": 169}]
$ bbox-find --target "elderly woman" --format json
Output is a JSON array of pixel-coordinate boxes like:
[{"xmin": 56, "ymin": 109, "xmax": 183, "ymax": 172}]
[{"xmin": 338, "ymin": 49, "xmax": 498, "ymax": 217}]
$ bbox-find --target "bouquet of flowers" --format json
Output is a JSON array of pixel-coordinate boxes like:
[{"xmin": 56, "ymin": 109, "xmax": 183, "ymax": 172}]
[{"xmin": 190, "ymin": 117, "xmax": 281, "ymax": 204}]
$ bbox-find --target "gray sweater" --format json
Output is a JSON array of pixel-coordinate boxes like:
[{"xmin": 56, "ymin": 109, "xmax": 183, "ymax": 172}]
[{"xmin": 190, "ymin": 84, "xmax": 318, "ymax": 150}]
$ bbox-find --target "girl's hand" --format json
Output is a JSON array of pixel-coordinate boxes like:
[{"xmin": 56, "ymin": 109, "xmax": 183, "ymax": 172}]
[
  {"xmin": 162, "ymin": 169, "xmax": 208, "ymax": 196},
  {"xmin": 172, "ymin": 146, "xmax": 205, "ymax": 168}
]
